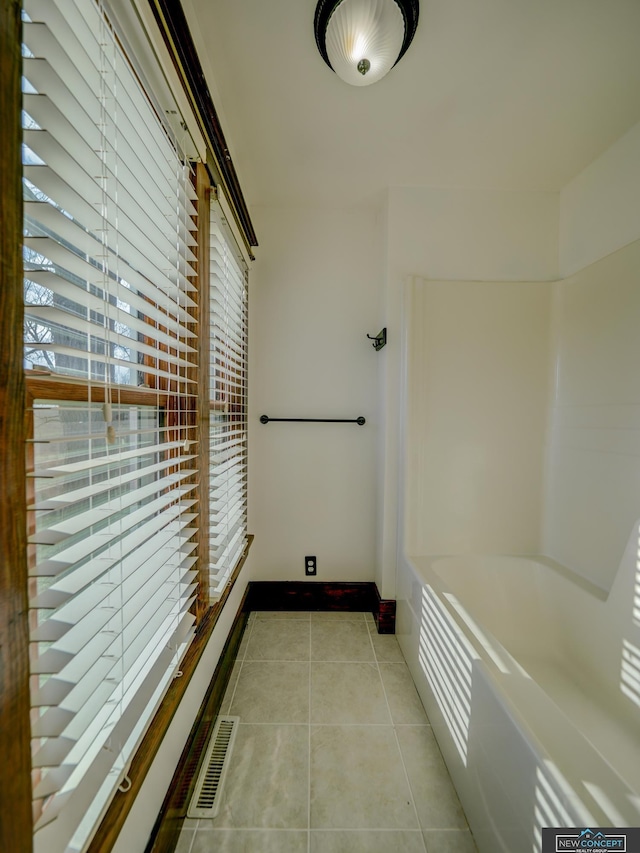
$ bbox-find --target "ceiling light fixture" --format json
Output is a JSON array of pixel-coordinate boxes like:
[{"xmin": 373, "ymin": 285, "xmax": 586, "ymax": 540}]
[{"xmin": 314, "ymin": 0, "xmax": 419, "ymax": 87}]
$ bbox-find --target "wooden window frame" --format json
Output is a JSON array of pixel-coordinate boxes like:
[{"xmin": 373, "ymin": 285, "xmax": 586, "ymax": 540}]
[{"xmin": 1, "ymin": 2, "xmax": 33, "ymax": 852}]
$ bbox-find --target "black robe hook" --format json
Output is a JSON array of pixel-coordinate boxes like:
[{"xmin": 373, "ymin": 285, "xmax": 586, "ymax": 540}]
[{"xmin": 366, "ymin": 328, "xmax": 387, "ymax": 351}]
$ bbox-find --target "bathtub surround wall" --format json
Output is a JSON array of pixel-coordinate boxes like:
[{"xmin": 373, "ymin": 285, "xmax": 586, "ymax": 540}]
[
  {"xmin": 377, "ymin": 187, "xmax": 560, "ymax": 598},
  {"xmin": 543, "ymin": 242, "xmax": 640, "ymax": 590},
  {"xmin": 401, "ymin": 118, "xmax": 640, "ymax": 592},
  {"xmin": 405, "ymin": 278, "xmax": 553, "ymax": 557},
  {"xmin": 543, "ymin": 117, "xmax": 640, "ymax": 590},
  {"xmin": 559, "ymin": 118, "xmax": 640, "ymax": 278}
]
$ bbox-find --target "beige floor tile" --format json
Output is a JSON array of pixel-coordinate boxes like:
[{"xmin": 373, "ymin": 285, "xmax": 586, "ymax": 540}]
[
  {"xmin": 191, "ymin": 829, "xmax": 308, "ymax": 852},
  {"xmin": 423, "ymin": 829, "xmax": 478, "ymax": 852},
  {"xmin": 379, "ymin": 663, "xmax": 429, "ymax": 725},
  {"xmin": 369, "ymin": 632, "xmax": 407, "ymax": 662},
  {"xmin": 230, "ymin": 661, "xmax": 310, "ymax": 723},
  {"xmin": 175, "ymin": 828, "xmax": 194, "ymax": 853},
  {"xmin": 396, "ymin": 727, "xmax": 468, "ymax": 830},
  {"xmin": 219, "ymin": 660, "xmax": 243, "ymax": 715},
  {"xmin": 311, "ymin": 662, "xmax": 390, "ymax": 724},
  {"xmin": 255, "ymin": 611, "xmax": 311, "ymax": 620},
  {"xmin": 310, "ymin": 725, "xmax": 417, "ymax": 829},
  {"xmin": 236, "ymin": 626, "xmax": 251, "ymax": 660},
  {"xmin": 211, "ymin": 724, "xmax": 309, "ymax": 828},
  {"xmin": 311, "ymin": 621, "xmax": 375, "ymax": 661},
  {"xmin": 245, "ymin": 620, "xmax": 310, "ymax": 661},
  {"xmin": 177, "ymin": 616, "xmax": 471, "ymax": 850},
  {"xmin": 310, "ymin": 829, "xmax": 426, "ymax": 852},
  {"xmin": 310, "ymin": 611, "xmax": 366, "ymax": 621}
]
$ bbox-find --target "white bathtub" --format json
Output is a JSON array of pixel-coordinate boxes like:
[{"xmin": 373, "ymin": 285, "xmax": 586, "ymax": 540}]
[{"xmin": 396, "ymin": 537, "xmax": 640, "ymax": 853}]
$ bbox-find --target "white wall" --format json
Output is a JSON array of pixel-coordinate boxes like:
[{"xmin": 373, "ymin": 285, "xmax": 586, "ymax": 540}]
[
  {"xmin": 248, "ymin": 206, "xmax": 381, "ymax": 582},
  {"xmin": 245, "ymin": 134, "xmax": 640, "ymax": 594},
  {"xmin": 387, "ymin": 187, "xmax": 560, "ymax": 283},
  {"xmin": 405, "ymin": 278, "xmax": 553, "ymax": 557},
  {"xmin": 378, "ymin": 187, "xmax": 559, "ymax": 596}
]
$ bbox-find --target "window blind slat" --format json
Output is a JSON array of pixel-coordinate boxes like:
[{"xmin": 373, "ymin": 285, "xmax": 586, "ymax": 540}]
[
  {"xmin": 24, "ymin": 327, "xmax": 195, "ymax": 382},
  {"xmin": 211, "ymin": 526, "xmax": 246, "ymax": 575},
  {"xmin": 211, "ymin": 536, "xmax": 247, "ymax": 596},
  {"xmin": 24, "ymin": 1, "xmax": 202, "ymax": 846},
  {"xmin": 24, "ymin": 164, "xmax": 198, "ymax": 302},
  {"xmin": 212, "ymin": 335, "xmax": 248, "ymax": 357},
  {"xmin": 24, "ymin": 343, "xmax": 196, "ymax": 388},
  {"xmin": 54, "ymin": 516, "xmax": 196, "ymax": 613},
  {"xmin": 208, "ymin": 206, "xmax": 248, "ymax": 600},
  {"xmin": 30, "ymin": 479, "xmax": 197, "ymax": 544},
  {"xmin": 24, "ymin": 163, "xmax": 197, "ymax": 296},
  {"xmin": 30, "ymin": 438, "xmax": 189, "ymax": 478},
  {"xmin": 24, "ymin": 207, "xmax": 197, "ymax": 326},
  {"xmin": 23, "ymin": 133, "xmax": 198, "ymax": 280},
  {"xmin": 23, "ymin": 8, "xmax": 188, "ymax": 183},
  {"xmin": 23, "ymin": 99, "xmax": 198, "ymax": 240},
  {"xmin": 209, "ymin": 458, "xmax": 247, "ymax": 484},
  {"xmin": 24, "ymin": 246, "xmax": 196, "ymax": 349},
  {"xmin": 36, "ymin": 510, "xmax": 197, "ymax": 602},
  {"xmin": 29, "ymin": 460, "xmax": 195, "ymax": 513},
  {"xmin": 32, "ymin": 627, "xmax": 191, "ymax": 841}
]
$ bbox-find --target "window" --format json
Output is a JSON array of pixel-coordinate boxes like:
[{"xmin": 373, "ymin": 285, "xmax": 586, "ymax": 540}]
[
  {"xmin": 208, "ymin": 205, "xmax": 249, "ymax": 599},
  {"xmin": 22, "ymin": 0, "xmax": 200, "ymax": 849}
]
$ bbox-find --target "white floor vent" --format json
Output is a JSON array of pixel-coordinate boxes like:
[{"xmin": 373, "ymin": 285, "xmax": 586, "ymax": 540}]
[{"xmin": 187, "ymin": 715, "xmax": 240, "ymax": 819}]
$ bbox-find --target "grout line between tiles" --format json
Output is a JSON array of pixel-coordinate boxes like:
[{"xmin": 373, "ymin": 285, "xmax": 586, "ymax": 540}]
[
  {"xmin": 233, "ymin": 721, "xmax": 396, "ymax": 727},
  {"xmin": 253, "ymin": 613, "xmax": 368, "ymax": 622},
  {"xmin": 308, "ymin": 829, "xmax": 427, "ymax": 839},
  {"xmin": 369, "ymin": 622, "xmax": 428, "ymax": 851},
  {"xmin": 191, "ymin": 826, "xmax": 431, "ymax": 832},
  {"xmin": 194, "ymin": 827, "xmax": 311, "ymax": 833},
  {"xmin": 243, "ymin": 658, "xmax": 378, "ymax": 663},
  {"xmin": 183, "ymin": 825, "xmax": 196, "ymax": 853}
]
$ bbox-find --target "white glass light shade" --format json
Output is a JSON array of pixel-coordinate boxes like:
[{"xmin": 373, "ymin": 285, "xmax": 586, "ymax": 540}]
[{"xmin": 325, "ymin": 0, "xmax": 405, "ymax": 87}]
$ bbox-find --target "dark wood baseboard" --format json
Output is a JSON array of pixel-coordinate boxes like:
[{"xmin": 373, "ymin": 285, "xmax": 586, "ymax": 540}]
[
  {"xmin": 145, "ymin": 594, "xmax": 250, "ymax": 853},
  {"xmin": 373, "ymin": 585, "xmax": 397, "ymax": 634},
  {"xmin": 244, "ymin": 580, "xmax": 375, "ymax": 613},
  {"xmin": 245, "ymin": 581, "xmax": 396, "ymax": 634}
]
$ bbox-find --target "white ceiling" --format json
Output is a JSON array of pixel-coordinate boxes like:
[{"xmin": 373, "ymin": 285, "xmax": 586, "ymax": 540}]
[{"xmin": 184, "ymin": 0, "xmax": 640, "ymax": 208}]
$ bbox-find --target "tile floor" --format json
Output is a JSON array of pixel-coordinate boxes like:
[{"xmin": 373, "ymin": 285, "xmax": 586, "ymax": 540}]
[{"xmin": 175, "ymin": 611, "xmax": 477, "ymax": 853}]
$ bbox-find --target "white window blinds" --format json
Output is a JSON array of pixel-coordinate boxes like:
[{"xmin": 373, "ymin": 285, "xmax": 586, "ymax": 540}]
[
  {"xmin": 22, "ymin": 1, "xmax": 199, "ymax": 850},
  {"xmin": 209, "ymin": 206, "xmax": 248, "ymax": 599}
]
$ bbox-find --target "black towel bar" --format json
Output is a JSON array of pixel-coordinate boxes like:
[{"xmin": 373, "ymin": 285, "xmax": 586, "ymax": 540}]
[{"xmin": 259, "ymin": 415, "xmax": 365, "ymax": 425}]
